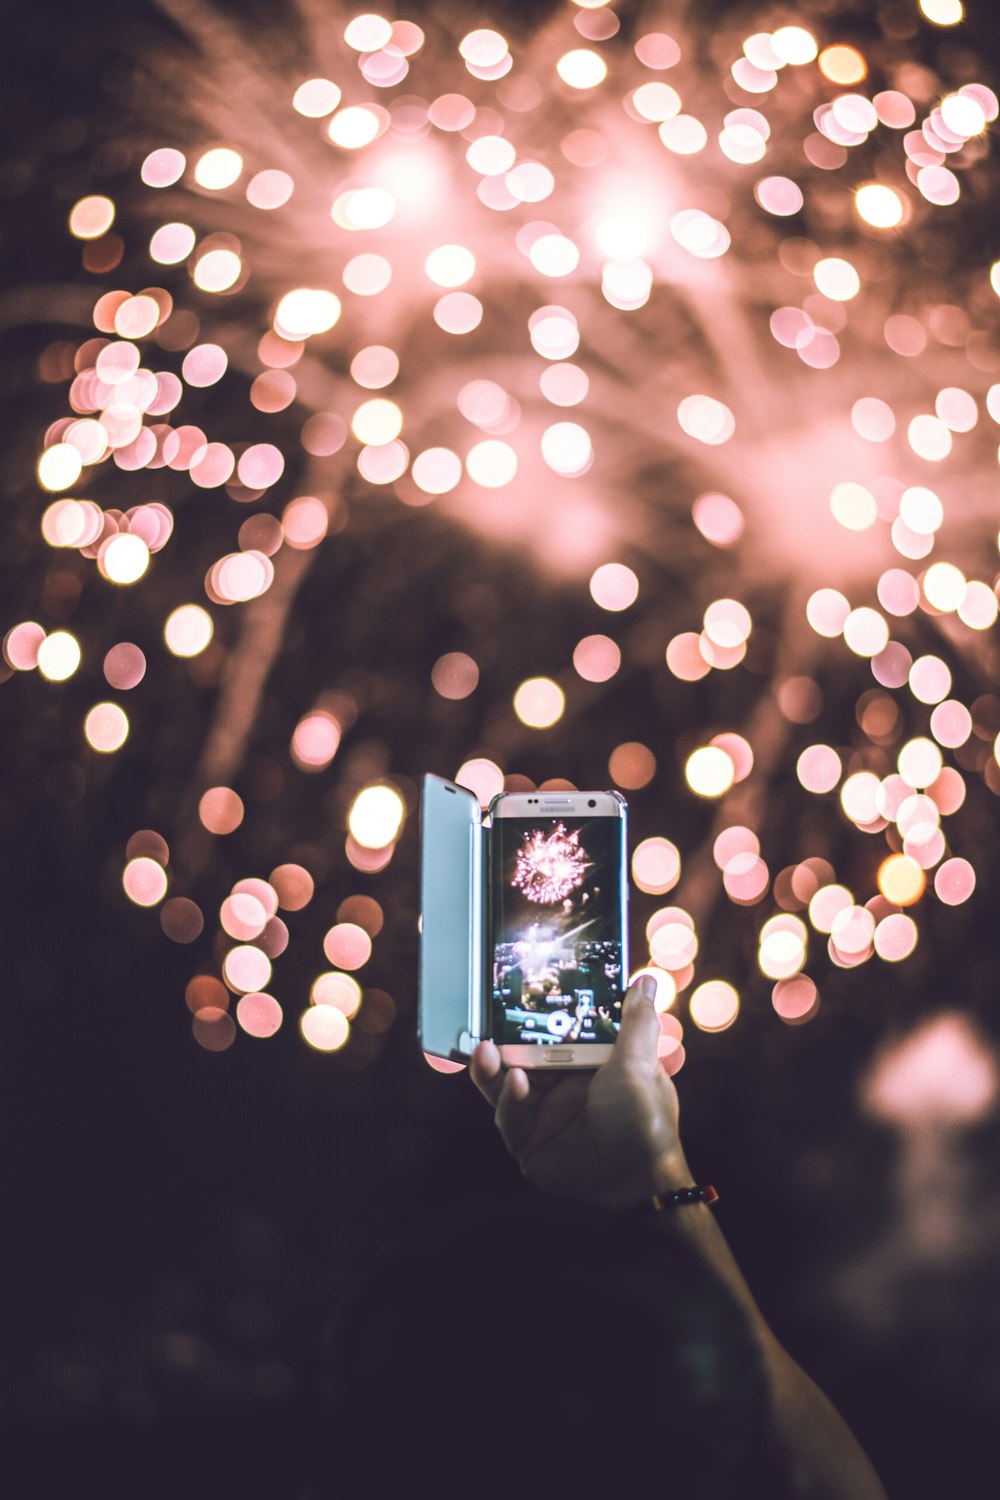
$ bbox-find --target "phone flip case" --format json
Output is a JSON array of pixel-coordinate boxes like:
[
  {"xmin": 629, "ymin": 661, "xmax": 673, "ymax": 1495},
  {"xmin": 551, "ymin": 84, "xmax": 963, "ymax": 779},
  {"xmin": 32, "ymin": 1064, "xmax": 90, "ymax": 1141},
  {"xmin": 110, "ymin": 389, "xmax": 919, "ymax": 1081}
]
[{"xmin": 418, "ymin": 775, "xmax": 490, "ymax": 1060}]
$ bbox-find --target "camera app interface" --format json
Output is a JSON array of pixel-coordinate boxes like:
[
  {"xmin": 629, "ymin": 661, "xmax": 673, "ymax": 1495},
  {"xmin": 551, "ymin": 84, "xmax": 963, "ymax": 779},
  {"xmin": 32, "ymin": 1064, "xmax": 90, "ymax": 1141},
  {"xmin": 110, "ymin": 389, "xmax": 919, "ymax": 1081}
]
[{"xmin": 492, "ymin": 816, "xmax": 624, "ymax": 1047}]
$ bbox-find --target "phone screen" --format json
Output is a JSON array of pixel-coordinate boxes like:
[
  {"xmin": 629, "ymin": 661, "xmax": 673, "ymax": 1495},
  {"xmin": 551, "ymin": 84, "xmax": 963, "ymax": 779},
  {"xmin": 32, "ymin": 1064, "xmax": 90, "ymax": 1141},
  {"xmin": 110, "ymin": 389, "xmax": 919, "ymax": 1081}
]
[{"xmin": 491, "ymin": 815, "xmax": 625, "ymax": 1047}]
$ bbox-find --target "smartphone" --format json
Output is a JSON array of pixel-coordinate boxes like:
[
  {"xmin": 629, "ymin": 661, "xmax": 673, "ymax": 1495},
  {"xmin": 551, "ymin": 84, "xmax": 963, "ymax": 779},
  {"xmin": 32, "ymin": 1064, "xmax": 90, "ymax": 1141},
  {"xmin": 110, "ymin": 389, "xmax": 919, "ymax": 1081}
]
[{"xmin": 490, "ymin": 790, "xmax": 629, "ymax": 1068}]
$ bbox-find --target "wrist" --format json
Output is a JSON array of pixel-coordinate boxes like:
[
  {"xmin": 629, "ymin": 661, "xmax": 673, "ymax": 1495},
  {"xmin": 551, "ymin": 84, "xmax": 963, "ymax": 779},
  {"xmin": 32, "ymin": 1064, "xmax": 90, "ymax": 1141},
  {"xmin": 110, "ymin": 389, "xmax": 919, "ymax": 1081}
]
[
  {"xmin": 600, "ymin": 1151, "xmax": 700, "ymax": 1214},
  {"xmin": 642, "ymin": 1185, "xmax": 720, "ymax": 1239},
  {"xmin": 650, "ymin": 1147, "xmax": 695, "ymax": 1196},
  {"xmin": 595, "ymin": 1156, "xmax": 691, "ymax": 1214}
]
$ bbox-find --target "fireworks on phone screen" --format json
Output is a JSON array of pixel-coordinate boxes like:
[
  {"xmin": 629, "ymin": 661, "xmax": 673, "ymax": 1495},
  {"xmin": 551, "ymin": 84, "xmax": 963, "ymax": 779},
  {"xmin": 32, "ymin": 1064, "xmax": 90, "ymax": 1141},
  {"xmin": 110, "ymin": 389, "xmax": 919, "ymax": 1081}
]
[{"xmin": 493, "ymin": 818, "xmax": 623, "ymax": 1046}]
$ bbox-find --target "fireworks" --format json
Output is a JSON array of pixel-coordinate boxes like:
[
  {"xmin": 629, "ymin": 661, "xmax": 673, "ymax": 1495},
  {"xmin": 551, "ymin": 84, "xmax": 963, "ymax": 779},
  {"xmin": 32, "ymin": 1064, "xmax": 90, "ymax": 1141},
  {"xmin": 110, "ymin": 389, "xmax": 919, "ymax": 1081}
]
[
  {"xmin": 513, "ymin": 825, "xmax": 591, "ymax": 905},
  {"xmin": 5, "ymin": 1, "xmax": 1000, "ymax": 1062}
]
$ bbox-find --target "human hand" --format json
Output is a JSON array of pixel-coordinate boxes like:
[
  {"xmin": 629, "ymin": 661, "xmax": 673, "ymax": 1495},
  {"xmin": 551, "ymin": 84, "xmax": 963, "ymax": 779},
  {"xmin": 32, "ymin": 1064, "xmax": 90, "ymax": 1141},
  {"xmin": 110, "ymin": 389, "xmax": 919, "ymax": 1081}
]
[{"xmin": 470, "ymin": 976, "xmax": 692, "ymax": 1212}]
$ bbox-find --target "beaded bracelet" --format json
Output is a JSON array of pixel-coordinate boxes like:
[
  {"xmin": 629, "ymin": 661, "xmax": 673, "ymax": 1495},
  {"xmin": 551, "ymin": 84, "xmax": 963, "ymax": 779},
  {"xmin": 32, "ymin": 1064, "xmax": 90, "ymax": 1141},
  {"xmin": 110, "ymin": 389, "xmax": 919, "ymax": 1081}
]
[{"xmin": 648, "ymin": 1184, "xmax": 719, "ymax": 1212}]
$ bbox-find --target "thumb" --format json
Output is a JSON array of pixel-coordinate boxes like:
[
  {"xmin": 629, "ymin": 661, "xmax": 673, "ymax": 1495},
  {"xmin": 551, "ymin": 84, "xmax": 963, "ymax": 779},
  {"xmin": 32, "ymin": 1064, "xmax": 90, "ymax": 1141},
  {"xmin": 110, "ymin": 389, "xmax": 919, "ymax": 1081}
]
[{"xmin": 612, "ymin": 975, "xmax": 661, "ymax": 1070}]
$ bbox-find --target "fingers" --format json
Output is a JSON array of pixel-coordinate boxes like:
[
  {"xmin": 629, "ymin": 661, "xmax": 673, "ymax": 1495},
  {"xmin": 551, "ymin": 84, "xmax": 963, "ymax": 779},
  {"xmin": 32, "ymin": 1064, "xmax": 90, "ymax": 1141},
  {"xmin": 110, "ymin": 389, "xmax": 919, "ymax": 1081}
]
[
  {"xmin": 495, "ymin": 1067, "xmax": 537, "ymax": 1155},
  {"xmin": 469, "ymin": 1039, "xmax": 504, "ymax": 1107},
  {"xmin": 612, "ymin": 975, "xmax": 661, "ymax": 1072},
  {"xmin": 470, "ymin": 1045, "xmax": 537, "ymax": 1157}
]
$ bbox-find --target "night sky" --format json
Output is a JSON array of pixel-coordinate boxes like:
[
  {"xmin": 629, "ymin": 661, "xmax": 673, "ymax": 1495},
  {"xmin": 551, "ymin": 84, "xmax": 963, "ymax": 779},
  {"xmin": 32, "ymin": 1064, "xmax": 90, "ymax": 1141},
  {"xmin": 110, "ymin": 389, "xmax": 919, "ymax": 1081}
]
[{"xmin": 4, "ymin": 2, "xmax": 1000, "ymax": 1492}]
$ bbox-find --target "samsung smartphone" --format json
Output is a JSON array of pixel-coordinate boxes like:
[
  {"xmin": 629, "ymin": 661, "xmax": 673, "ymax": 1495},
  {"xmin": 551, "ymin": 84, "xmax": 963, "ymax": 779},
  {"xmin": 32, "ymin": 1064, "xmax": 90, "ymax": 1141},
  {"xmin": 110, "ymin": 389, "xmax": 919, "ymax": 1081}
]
[{"xmin": 491, "ymin": 790, "xmax": 628, "ymax": 1068}]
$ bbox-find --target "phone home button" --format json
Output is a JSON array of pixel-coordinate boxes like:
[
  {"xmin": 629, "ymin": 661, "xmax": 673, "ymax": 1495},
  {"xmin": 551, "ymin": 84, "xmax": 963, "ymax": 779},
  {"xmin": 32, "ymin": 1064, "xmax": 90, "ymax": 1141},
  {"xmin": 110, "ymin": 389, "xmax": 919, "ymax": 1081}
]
[{"xmin": 542, "ymin": 1050, "xmax": 575, "ymax": 1064}]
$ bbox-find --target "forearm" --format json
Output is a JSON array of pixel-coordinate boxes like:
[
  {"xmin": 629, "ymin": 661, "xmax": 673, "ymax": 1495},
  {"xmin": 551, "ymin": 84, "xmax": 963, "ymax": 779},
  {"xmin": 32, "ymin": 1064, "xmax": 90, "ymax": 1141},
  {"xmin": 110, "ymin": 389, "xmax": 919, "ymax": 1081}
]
[{"xmin": 650, "ymin": 1201, "xmax": 888, "ymax": 1500}]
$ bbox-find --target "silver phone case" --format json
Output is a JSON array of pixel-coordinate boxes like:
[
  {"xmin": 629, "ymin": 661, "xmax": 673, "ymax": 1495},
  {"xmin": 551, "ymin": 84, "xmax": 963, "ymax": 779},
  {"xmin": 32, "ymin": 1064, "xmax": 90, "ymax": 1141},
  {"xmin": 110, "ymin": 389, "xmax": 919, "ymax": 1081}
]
[
  {"xmin": 418, "ymin": 776, "xmax": 628, "ymax": 1061},
  {"xmin": 417, "ymin": 775, "xmax": 490, "ymax": 1060}
]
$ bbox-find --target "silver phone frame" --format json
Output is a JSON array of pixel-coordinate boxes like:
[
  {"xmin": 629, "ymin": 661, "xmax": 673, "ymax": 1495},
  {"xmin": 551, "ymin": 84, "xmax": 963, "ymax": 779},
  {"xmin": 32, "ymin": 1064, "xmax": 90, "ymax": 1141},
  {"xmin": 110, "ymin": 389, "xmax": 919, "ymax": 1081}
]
[{"xmin": 489, "ymin": 789, "xmax": 628, "ymax": 1069}]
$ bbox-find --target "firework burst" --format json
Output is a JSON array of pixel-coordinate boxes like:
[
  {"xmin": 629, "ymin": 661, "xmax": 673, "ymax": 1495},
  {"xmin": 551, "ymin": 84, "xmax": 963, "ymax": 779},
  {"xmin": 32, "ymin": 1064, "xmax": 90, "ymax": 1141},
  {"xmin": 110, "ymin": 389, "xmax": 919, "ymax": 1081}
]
[
  {"xmin": 513, "ymin": 824, "xmax": 591, "ymax": 904},
  {"xmin": 5, "ymin": 0, "xmax": 1000, "ymax": 1063}
]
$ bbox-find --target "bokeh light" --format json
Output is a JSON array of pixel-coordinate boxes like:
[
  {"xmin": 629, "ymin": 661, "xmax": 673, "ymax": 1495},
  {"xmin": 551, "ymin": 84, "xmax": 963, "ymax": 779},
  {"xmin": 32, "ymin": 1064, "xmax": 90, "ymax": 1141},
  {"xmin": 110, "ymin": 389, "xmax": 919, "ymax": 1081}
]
[
  {"xmin": 291, "ymin": 711, "xmax": 341, "ymax": 771},
  {"xmin": 456, "ymin": 759, "xmax": 504, "ymax": 806},
  {"xmin": 348, "ymin": 785, "xmax": 405, "ymax": 848},
  {"xmin": 301, "ymin": 1005, "xmax": 350, "ymax": 1051},
  {"xmin": 312, "ymin": 971, "xmax": 363, "ymax": 1017},
  {"xmin": 223, "ymin": 945, "xmax": 272, "ymax": 994},
  {"xmin": 199, "ymin": 787, "xmax": 244, "ymax": 835},
  {"xmin": 84, "ymin": 703, "xmax": 129, "ymax": 753},
  {"xmin": 685, "ymin": 746, "xmax": 735, "ymax": 798},
  {"xmin": 590, "ymin": 564, "xmax": 638, "ymax": 611},
  {"xmin": 164, "ymin": 605, "xmax": 214, "ymax": 657},
  {"xmin": 632, "ymin": 838, "xmax": 681, "ymax": 895},
  {"xmin": 513, "ymin": 677, "xmax": 565, "ymax": 729},
  {"xmin": 37, "ymin": 632, "xmax": 81, "ymax": 682},
  {"xmin": 123, "ymin": 857, "xmax": 168, "ymax": 907},
  {"xmin": 323, "ymin": 922, "xmax": 373, "ymax": 970},
  {"xmin": 10, "ymin": 0, "xmax": 998, "ymax": 1069},
  {"xmin": 236, "ymin": 992, "xmax": 283, "ymax": 1038},
  {"xmin": 432, "ymin": 652, "xmax": 479, "ymax": 699},
  {"xmin": 690, "ymin": 981, "xmax": 740, "ymax": 1033}
]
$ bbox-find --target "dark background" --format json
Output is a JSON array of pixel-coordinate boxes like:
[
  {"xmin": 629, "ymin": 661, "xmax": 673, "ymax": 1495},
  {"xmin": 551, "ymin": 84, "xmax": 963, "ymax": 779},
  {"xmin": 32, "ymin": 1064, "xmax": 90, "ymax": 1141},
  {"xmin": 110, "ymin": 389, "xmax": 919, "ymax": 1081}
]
[{"xmin": 4, "ymin": 2, "xmax": 1000, "ymax": 1494}]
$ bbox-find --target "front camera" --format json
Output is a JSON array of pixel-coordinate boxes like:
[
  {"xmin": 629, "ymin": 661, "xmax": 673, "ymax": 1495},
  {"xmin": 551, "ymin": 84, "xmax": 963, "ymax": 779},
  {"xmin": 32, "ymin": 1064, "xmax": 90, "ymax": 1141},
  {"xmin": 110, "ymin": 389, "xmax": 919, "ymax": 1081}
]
[{"xmin": 588, "ymin": 798, "xmax": 597, "ymax": 808}]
